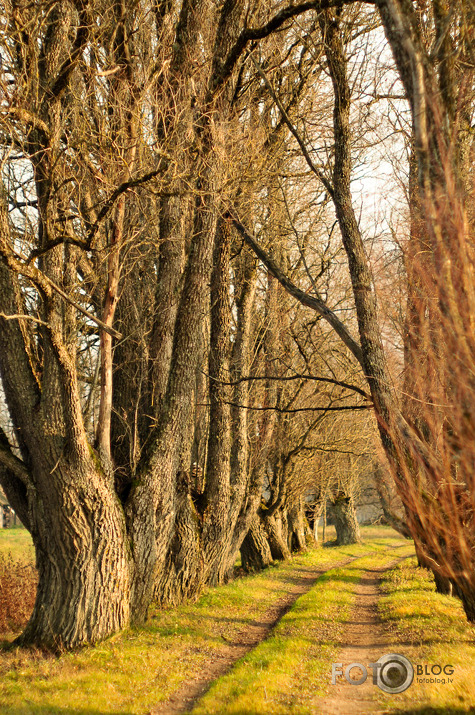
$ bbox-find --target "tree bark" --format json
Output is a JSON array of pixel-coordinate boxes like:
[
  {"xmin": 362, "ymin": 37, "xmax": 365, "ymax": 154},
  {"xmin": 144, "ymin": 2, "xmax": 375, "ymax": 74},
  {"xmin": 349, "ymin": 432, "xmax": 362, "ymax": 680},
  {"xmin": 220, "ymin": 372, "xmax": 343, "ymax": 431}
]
[
  {"xmin": 154, "ymin": 471, "xmax": 204, "ymax": 606},
  {"xmin": 202, "ymin": 219, "xmax": 233, "ymax": 582},
  {"xmin": 240, "ymin": 516, "xmax": 273, "ymax": 572},
  {"xmin": 128, "ymin": 165, "xmax": 217, "ymax": 620},
  {"xmin": 287, "ymin": 500, "xmax": 308, "ymax": 552},
  {"xmin": 17, "ymin": 456, "xmax": 131, "ymax": 650},
  {"xmin": 214, "ymin": 246, "xmax": 258, "ymax": 573},
  {"xmin": 330, "ymin": 493, "xmax": 361, "ymax": 546},
  {"xmin": 262, "ymin": 512, "xmax": 291, "ymax": 561},
  {"xmin": 453, "ymin": 581, "xmax": 475, "ymax": 622}
]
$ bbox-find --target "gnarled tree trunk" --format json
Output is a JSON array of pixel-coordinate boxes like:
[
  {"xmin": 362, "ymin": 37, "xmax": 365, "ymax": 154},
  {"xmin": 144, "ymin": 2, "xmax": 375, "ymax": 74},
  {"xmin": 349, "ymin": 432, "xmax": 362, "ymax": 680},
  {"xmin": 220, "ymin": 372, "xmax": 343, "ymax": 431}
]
[
  {"xmin": 330, "ymin": 493, "xmax": 361, "ymax": 546},
  {"xmin": 18, "ymin": 460, "xmax": 131, "ymax": 650},
  {"xmin": 287, "ymin": 500, "xmax": 308, "ymax": 552},
  {"xmin": 263, "ymin": 512, "xmax": 291, "ymax": 561},
  {"xmin": 240, "ymin": 515, "xmax": 273, "ymax": 572}
]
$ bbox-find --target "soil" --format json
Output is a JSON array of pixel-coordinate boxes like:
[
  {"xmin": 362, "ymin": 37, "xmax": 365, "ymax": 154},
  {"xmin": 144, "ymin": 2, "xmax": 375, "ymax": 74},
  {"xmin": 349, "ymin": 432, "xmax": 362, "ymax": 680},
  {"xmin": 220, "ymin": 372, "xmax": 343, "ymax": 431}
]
[{"xmin": 316, "ymin": 558, "xmax": 410, "ymax": 715}]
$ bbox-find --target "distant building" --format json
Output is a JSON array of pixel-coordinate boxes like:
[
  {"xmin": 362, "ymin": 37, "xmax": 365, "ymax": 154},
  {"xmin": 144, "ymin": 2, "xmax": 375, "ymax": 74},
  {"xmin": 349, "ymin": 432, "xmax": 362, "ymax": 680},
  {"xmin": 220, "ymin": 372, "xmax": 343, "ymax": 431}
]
[{"xmin": 355, "ymin": 484, "xmax": 384, "ymax": 525}]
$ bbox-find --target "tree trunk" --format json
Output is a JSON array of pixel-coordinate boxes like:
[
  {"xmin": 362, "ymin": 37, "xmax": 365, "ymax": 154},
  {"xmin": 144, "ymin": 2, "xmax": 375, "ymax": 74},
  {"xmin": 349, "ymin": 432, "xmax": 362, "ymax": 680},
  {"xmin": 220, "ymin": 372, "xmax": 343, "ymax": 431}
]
[
  {"xmin": 240, "ymin": 516, "xmax": 273, "ymax": 572},
  {"xmin": 304, "ymin": 516, "xmax": 316, "ymax": 547},
  {"xmin": 236, "ymin": 259, "xmax": 281, "ymax": 571},
  {"xmin": 262, "ymin": 512, "xmax": 291, "ymax": 561},
  {"xmin": 128, "ymin": 174, "xmax": 217, "ymax": 620},
  {"xmin": 330, "ymin": 493, "xmax": 361, "ymax": 546},
  {"xmin": 217, "ymin": 247, "xmax": 258, "ymax": 573},
  {"xmin": 433, "ymin": 572, "xmax": 453, "ymax": 597},
  {"xmin": 18, "ymin": 463, "xmax": 131, "ymax": 650},
  {"xmin": 414, "ymin": 543, "xmax": 453, "ymax": 596},
  {"xmin": 154, "ymin": 473, "xmax": 204, "ymax": 605},
  {"xmin": 305, "ymin": 504, "xmax": 318, "ymax": 544},
  {"xmin": 202, "ymin": 219, "xmax": 233, "ymax": 582},
  {"xmin": 453, "ymin": 581, "xmax": 475, "ymax": 622},
  {"xmin": 287, "ymin": 501, "xmax": 307, "ymax": 552}
]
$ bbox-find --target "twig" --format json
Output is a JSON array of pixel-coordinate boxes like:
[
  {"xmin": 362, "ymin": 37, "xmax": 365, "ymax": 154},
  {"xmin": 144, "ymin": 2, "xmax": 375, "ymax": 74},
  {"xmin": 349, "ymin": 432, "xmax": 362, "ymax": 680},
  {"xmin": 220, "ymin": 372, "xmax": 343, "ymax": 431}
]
[{"xmin": 0, "ymin": 313, "xmax": 50, "ymax": 328}]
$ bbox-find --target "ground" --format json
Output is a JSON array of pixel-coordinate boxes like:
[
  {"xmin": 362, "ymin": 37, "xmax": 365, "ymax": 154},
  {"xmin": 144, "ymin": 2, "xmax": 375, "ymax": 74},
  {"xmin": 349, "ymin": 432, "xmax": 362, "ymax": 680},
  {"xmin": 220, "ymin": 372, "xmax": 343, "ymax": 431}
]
[{"xmin": 0, "ymin": 525, "xmax": 474, "ymax": 714}]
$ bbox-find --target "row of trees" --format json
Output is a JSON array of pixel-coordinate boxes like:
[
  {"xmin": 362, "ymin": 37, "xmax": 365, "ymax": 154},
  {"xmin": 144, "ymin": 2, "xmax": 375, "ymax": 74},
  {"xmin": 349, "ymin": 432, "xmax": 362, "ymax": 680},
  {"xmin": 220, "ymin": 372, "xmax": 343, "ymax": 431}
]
[
  {"xmin": 0, "ymin": 0, "xmax": 473, "ymax": 649},
  {"xmin": 241, "ymin": 0, "xmax": 475, "ymax": 615}
]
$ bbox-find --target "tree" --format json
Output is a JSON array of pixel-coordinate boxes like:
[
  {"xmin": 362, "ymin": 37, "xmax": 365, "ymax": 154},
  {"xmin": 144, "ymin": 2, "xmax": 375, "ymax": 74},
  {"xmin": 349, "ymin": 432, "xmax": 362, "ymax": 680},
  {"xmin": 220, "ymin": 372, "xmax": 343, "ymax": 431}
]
[{"xmin": 3, "ymin": 0, "xmax": 373, "ymax": 649}]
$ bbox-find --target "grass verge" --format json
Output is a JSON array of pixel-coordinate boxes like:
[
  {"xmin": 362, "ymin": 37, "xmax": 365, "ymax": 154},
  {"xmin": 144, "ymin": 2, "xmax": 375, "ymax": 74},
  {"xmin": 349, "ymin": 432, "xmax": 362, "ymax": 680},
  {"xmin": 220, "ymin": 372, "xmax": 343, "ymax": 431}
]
[
  {"xmin": 0, "ymin": 528, "xmax": 34, "ymax": 561},
  {"xmin": 0, "ymin": 526, "xmax": 406, "ymax": 715},
  {"xmin": 377, "ymin": 558, "xmax": 475, "ymax": 714},
  {"xmin": 0, "ymin": 555, "xmax": 37, "ymax": 635},
  {"xmin": 0, "ymin": 529, "xmax": 36, "ymax": 638}
]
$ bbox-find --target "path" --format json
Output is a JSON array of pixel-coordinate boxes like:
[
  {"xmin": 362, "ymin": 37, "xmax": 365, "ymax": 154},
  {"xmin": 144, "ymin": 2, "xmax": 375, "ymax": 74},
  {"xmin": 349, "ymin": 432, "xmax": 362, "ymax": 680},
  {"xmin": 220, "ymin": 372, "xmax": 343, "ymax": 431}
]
[
  {"xmin": 317, "ymin": 559, "xmax": 409, "ymax": 715},
  {"xmin": 148, "ymin": 556, "xmax": 356, "ymax": 715},
  {"xmin": 149, "ymin": 552, "xmax": 409, "ymax": 715}
]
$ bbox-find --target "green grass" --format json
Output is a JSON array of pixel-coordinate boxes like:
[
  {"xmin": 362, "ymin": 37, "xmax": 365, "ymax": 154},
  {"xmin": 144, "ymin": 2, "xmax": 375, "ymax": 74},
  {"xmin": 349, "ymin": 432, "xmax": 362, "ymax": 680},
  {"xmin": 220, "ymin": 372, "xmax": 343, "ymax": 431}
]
[
  {"xmin": 0, "ymin": 526, "xmax": 406, "ymax": 715},
  {"xmin": 0, "ymin": 528, "xmax": 34, "ymax": 562},
  {"xmin": 377, "ymin": 558, "xmax": 475, "ymax": 714}
]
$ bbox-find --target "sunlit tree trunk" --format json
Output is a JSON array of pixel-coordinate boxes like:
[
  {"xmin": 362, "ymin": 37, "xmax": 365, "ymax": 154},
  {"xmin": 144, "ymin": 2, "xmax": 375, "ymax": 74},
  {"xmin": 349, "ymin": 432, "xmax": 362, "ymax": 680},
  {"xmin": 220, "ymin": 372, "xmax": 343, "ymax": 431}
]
[{"xmin": 330, "ymin": 493, "xmax": 361, "ymax": 546}]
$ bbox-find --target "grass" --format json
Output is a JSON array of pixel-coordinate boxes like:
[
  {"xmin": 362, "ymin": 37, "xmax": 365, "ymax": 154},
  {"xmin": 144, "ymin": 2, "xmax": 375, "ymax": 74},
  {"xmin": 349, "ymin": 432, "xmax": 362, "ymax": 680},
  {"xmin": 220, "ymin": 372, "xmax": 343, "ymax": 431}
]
[
  {"xmin": 377, "ymin": 558, "xmax": 475, "ymax": 714},
  {"xmin": 0, "ymin": 528, "xmax": 34, "ymax": 561},
  {"xmin": 0, "ymin": 555, "xmax": 37, "ymax": 635},
  {"xmin": 0, "ymin": 525, "xmax": 406, "ymax": 715},
  {"xmin": 0, "ymin": 528, "xmax": 36, "ymax": 637},
  {"xmin": 1, "ymin": 526, "xmax": 471, "ymax": 715}
]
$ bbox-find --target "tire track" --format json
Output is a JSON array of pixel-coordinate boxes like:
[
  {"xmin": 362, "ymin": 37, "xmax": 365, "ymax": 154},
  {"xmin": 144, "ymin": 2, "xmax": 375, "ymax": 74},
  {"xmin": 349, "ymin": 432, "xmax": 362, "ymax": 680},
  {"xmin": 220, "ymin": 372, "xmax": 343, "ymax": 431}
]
[{"xmin": 315, "ymin": 556, "xmax": 411, "ymax": 715}]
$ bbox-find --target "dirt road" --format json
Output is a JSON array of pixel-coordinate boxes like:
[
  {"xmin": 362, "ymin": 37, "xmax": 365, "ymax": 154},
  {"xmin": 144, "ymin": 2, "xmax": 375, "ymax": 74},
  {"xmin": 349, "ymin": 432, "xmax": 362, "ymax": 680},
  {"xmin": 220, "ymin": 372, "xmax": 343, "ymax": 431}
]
[{"xmin": 150, "ymin": 554, "xmax": 407, "ymax": 715}]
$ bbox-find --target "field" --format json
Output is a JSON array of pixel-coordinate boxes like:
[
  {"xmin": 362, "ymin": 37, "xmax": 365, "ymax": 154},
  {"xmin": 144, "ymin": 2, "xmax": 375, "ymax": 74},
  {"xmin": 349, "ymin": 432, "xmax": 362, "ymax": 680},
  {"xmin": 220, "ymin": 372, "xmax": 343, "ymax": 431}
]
[
  {"xmin": 0, "ymin": 527, "xmax": 36, "ymax": 637},
  {"xmin": 0, "ymin": 526, "xmax": 474, "ymax": 714},
  {"xmin": 0, "ymin": 527, "xmax": 34, "ymax": 561}
]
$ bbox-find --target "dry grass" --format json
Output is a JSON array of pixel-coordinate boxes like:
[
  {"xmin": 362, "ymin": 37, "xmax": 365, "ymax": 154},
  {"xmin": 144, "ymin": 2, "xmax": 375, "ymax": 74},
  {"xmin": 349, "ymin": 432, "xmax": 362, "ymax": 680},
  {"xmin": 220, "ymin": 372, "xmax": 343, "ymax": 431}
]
[
  {"xmin": 378, "ymin": 558, "xmax": 475, "ymax": 713},
  {"xmin": 6, "ymin": 528, "xmax": 471, "ymax": 714},
  {"xmin": 0, "ymin": 528, "xmax": 34, "ymax": 561},
  {"xmin": 191, "ymin": 544, "xmax": 415, "ymax": 715},
  {"xmin": 0, "ymin": 553, "xmax": 37, "ymax": 636}
]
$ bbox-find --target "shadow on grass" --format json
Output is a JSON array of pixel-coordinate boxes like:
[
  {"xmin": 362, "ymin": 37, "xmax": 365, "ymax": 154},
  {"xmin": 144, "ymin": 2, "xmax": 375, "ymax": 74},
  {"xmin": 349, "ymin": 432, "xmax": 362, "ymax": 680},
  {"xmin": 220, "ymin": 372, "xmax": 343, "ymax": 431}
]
[
  {"xmin": 183, "ymin": 710, "xmax": 475, "ymax": 715},
  {"xmin": 317, "ymin": 568, "xmax": 364, "ymax": 585},
  {"xmin": 380, "ymin": 586, "xmax": 437, "ymax": 595},
  {"xmin": 0, "ymin": 637, "xmax": 20, "ymax": 651},
  {"xmin": 322, "ymin": 539, "xmax": 340, "ymax": 547}
]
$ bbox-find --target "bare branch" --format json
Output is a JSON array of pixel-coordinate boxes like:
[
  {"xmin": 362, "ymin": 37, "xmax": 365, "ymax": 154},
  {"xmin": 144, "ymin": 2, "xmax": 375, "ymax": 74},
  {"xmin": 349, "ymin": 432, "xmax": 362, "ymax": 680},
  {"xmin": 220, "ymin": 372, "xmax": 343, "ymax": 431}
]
[
  {"xmin": 228, "ymin": 213, "xmax": 365, "ymax": 367},
  {"xmin": 1, "ymin": 107, "xmax": 50, "ymax": 137},
  {"xmin": 205, "ymin": 370, "xmax": 371, "ymax": 399},
  {"xmin": 198, "ymin": 401, "xmax": 370, "ymax": 413},
  {"xmin": 0, "ymin": 429, "xmax": 30, "ymax": 487},
  {"xmin": 249, "ymin": 53, "xmax": 334, "ymax": 198},
  {"xmin": 0, "ymin": 250, "xmax": 122, "ymax": 339},
  {"xmin": 87, "ymin": 163, "xmax": 171, "ymax": 247},
  {"xmin": 0, "ymin": 312, "xmax": 50, "ymax": 329},
  {"xmin": 211, "ymin": 0, "xmax": 365, "ymax": 94}
]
